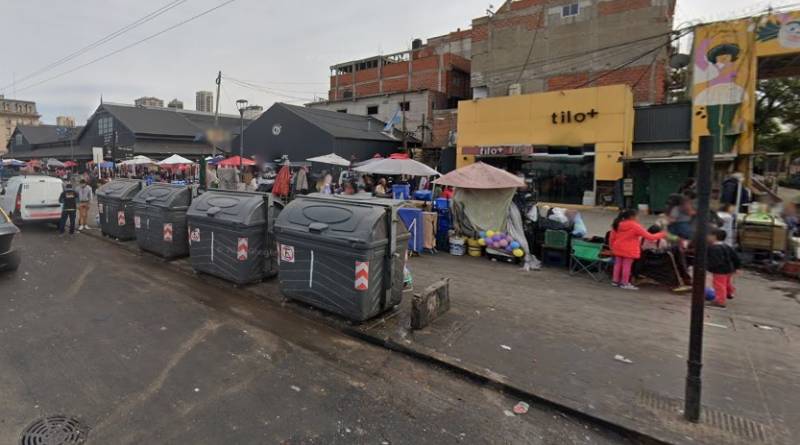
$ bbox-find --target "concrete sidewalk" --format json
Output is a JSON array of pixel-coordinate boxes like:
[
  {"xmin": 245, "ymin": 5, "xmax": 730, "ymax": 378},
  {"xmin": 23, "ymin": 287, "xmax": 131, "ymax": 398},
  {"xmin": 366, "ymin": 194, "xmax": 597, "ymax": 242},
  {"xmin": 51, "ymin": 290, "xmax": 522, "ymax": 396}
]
[
  {"xmin": 366, "ymin": 253, "xmax": 800, "ymax": 445},
  {"xmin": 82, "ymin": 224, "xmax": 800, "ymax": 445}
]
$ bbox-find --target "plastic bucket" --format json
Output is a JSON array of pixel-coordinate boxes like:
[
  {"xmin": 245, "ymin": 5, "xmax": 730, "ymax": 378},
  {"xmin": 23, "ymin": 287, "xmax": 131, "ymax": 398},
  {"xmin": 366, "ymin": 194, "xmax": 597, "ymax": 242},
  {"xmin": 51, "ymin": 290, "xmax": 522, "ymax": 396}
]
[{"xmin": 449, "ymin": 237, "xmax": 466, "ymax": 256}]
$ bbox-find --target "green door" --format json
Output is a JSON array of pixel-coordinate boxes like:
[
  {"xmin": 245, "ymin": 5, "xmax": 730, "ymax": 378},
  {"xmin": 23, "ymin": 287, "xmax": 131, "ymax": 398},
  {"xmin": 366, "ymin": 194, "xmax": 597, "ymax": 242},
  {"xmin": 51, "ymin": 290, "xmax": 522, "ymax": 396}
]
[{"xmin": 648, "ymin": 163, "xmax": 694, "ymax": 213}]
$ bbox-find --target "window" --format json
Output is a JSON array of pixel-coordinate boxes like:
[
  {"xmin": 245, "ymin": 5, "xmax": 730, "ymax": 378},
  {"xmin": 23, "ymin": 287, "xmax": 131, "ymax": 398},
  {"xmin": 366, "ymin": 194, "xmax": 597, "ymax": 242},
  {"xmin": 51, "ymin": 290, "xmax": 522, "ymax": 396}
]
[
  {"xmin": 399, "ymin": 101, "xmax": 410, "ymax": 112},
  {"xmin": 367, "ymin": 105, "xmax": 379, "ymax": 115},
  {"xmin": 562, "ymin": 3, "xmax": 579, "ymax": 17},
  {"xmin": 15, "ymin": 134, "xmax": 23, "ymax": 146},
  {"xmin": 337, "ymin": 109, "xmax": 348, "ymax": 113},
  {"xmin": 98, "ymin": 116, "xmax": 113, "ymax": 135}
]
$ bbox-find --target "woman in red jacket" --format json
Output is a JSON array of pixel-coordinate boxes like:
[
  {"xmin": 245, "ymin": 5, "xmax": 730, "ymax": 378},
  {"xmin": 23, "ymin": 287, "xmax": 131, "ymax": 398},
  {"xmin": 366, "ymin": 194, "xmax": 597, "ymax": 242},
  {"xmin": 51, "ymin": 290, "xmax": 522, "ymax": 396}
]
[{"xmin": 609, "ymin": 209, "xmax": 667, "ymax": 290}]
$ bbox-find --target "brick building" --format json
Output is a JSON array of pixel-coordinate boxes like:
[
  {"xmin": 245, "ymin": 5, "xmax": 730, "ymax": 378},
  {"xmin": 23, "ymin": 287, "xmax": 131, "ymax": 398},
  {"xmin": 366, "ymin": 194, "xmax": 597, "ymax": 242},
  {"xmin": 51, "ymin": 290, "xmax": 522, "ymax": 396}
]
[
  {"xmin": 1, "ymin": 95, "xmax": 40, "ymax": 155},
  {"xmin": 469, "ymin": 0, "xmax": 675, "ymax": 104},
  {"xmin": 327, "ymin": 32, "xmax": 472, "ymax": 105}
]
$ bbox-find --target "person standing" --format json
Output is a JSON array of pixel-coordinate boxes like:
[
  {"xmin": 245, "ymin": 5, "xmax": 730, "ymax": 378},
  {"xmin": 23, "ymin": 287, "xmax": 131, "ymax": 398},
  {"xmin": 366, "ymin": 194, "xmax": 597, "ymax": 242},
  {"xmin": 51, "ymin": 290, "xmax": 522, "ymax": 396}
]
[
  {"xmin": 707, "ymin": 229, "xmax": 741, "ymax": 308},
  {"xmin": 609, "ymin": 209, "xmax": 667, "ymax": 290},
  {"xmin": 58, "ymin": 183, "xmax": 78, "ymax": 235},
  {"xmin": 77, "ymin": 179, "xmax": 93, "ymax": 230}
]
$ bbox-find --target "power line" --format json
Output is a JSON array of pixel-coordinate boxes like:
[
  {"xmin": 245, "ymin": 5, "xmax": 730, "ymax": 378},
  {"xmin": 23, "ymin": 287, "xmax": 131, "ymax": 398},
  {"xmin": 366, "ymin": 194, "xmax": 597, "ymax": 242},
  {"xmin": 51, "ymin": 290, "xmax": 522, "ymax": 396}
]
[
  {"xmin": 515, "ymin": 0, "xmax": 548, "ymax": 85},
  {"xmin": 11, "ymin": 0, "xmax": 238, "ymax": 94},
  {"xmin": 1, "ymin": 0, "xmax": 188, "ymax": 91},
  {"xmin": 224, "ymin": 76, "xmax": 327, "ymax": 95},
  {"xmin": 573, "ymin": 27, "xmax": 692, "ymax": 90},
  {"xmin": 225, "ymin": 77, "xmax": 318, "ymax": 103}
]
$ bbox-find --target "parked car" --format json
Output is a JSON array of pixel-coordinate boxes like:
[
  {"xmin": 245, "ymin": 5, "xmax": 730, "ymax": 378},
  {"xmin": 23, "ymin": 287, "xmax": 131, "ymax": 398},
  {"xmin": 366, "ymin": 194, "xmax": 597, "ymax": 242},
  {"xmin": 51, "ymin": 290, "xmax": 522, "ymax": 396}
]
[
  {"xmin": 0, "ymin": 175, "xmax": 64, "ymax": 224},
  {"xmin": 0, "ymin": 208, "xmax": 20, "ymax": 272}
]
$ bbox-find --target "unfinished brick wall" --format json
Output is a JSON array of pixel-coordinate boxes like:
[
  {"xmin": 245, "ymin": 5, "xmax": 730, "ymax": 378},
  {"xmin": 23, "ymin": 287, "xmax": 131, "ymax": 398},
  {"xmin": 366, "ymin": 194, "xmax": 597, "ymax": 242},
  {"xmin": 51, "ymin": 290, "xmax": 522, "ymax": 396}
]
[
  {"xmin": 598, "ymin": 0, "xmax": 652, "ymax": 16},
  {"xmin": 431, "ymin": 109, "xmax": 458, "ymax": 148},
  {"xmin": 546, "ymin": 61, "xmax": 667, "ymax": 104}
]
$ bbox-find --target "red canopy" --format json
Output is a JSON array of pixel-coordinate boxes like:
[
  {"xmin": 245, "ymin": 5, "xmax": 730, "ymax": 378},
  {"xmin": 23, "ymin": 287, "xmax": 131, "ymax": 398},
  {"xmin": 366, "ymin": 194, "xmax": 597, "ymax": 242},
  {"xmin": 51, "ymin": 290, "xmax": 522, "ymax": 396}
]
[
  {"xmin": 218, "ymin": 156, "xmax": 255, "ymax": 167},
  {"xmin": 63, "ymin": 161, "xmax": 78, "ymax": 168},
  {"xmin": 389, "ymin": 153, "xmax": 410, "ymax": 160}
]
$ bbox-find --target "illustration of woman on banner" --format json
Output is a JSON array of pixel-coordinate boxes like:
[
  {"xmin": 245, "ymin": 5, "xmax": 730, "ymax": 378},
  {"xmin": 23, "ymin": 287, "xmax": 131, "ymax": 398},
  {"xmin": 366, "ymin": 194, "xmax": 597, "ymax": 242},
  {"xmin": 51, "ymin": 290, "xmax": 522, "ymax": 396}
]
[{"xmin": 693, "ymin": 38, "xmax": 746, "ymax": 153}]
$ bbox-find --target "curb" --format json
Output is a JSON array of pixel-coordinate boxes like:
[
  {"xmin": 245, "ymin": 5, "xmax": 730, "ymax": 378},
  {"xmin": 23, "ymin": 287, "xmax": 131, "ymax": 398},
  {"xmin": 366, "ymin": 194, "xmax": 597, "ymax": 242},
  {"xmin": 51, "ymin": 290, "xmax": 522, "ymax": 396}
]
[{"xmin": 82, "ymin": 228, "xmax": 673, "ymax": 445}]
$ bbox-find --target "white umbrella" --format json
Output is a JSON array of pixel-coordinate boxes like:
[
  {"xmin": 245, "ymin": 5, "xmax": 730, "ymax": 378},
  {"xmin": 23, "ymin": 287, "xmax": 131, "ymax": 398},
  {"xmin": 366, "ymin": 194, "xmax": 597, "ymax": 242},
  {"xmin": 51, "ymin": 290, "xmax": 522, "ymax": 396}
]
[
  {"xmin": 355, "ymin": 157, "xmax": 439, "ymax": 177},
  {"xmin": 158, "ymin": 154, "xmax": 194, "ymax": 165},
  {"xmin": 46, "ymin": 158, "xmax": 65, "ymax": 168},
  {"xmin": 306, "ymin": 153, "xmax": 351, "ymax": 167},
  {"xmin": 121, "ymin": 155, "xmax": 155, "ymax": 166}
]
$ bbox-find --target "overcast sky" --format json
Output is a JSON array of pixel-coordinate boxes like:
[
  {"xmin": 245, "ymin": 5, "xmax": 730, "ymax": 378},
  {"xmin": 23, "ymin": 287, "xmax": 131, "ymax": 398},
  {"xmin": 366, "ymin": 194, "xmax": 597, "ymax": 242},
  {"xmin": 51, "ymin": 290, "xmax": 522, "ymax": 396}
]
[{"xmin": 1, "ymin": 0, "xmax": 796, "ymax": 124}]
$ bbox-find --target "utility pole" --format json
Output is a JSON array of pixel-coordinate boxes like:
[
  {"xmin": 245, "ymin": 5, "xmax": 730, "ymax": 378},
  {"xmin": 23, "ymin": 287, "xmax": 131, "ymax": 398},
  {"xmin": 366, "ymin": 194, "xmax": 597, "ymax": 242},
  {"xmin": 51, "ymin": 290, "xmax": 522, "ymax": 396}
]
[
  {"xmin": 402, "ymin": 91, "xmax": 408, "ymax": 154},
  {"xmin": 684, "ymin": 136, "xmax": 714, "ymax": 423},
  {"xmin": 213, "ymin": 71, "xmax": 222, "ymax": 156}
]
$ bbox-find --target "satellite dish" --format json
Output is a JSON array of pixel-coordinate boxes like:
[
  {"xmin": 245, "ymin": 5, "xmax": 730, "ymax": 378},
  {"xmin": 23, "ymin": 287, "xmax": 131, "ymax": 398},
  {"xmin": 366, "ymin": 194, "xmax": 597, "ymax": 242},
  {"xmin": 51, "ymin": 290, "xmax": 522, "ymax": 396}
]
[{"xmin": 670, "ymin": 54, "xmax": 690, "ymax": 69}]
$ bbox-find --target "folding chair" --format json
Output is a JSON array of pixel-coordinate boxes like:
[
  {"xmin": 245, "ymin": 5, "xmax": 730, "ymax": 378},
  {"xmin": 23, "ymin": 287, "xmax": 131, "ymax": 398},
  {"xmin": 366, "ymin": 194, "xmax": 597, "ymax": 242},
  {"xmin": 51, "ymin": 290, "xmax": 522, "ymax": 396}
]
[
  {"xmin": 542, "ymin": 229, "xmax": 570, "ymax": 267},
  {"xmin": 569, "ymin": 239, "xmax": 611, "ymax": 281}
]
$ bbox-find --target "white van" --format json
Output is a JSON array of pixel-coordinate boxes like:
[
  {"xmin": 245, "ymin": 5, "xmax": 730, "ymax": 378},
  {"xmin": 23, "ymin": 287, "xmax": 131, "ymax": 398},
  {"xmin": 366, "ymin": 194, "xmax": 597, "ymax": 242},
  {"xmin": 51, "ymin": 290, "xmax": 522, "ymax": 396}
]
[{"xmin": 0, "ymin": 176, "xmax": 64, "ymax": 224}]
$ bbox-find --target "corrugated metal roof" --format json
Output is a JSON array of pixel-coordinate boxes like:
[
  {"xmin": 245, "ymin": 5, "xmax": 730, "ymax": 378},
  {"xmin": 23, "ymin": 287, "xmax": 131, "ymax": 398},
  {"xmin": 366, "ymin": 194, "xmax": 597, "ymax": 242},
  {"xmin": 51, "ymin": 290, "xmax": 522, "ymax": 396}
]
[
  {"xmin": 15, "ymin": 125, "xmax": 83, "ymax": 145},
  {"xmin": 278, "ymin": 103, "xmax": 400, "ymax": 142},
  {"xmin": 100, "ymin": 103, "xmax": 250, "ymax": 137}
]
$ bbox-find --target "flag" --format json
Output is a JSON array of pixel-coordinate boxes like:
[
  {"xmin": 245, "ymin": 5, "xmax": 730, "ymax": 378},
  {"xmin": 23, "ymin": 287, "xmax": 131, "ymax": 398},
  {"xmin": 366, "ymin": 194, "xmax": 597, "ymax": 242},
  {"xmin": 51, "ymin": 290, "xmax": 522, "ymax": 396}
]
[{"xmin": 383, "ymin": 108, "xmax": 402, "ymax": 132}]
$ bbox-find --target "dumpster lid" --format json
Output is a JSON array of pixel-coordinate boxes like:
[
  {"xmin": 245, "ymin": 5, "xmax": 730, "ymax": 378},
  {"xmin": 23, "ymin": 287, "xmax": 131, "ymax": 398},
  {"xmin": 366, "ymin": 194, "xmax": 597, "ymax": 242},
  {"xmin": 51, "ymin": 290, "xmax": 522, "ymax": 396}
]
[
  {"xmin": 187, "ymin": 190, "xmax": 270, "ymax": 226},
  {"xmin": 133, "ymin": 183, "xmax": 191, "ymax": 208},
  {"xmin": 276, "ymin": 194, "xmax": 405, "ymax": 244},
  {"xmin": 97, "ymin": 179, "xmax": 142, "ymax": 200}
]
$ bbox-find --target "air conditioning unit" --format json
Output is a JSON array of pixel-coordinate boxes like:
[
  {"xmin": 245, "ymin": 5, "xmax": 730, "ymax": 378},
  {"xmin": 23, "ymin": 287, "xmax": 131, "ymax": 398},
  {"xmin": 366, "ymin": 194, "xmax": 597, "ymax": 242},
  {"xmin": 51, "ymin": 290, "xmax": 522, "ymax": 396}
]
[{"xmin": 508, "ymin": 83, "xmax": 522, "ymax": 96}]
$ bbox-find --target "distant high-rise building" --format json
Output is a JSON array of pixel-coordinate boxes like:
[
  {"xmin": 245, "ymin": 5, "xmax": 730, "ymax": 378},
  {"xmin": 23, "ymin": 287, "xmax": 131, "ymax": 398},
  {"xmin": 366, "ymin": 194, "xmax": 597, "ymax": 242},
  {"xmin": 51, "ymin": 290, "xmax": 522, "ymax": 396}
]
[
  {"xmin": 168, "ymin": 98, "xmax": 184, "ymax": 109},
  {"xmin": 196, "ymin": 91, "xmax": 214, "ymax": 113},
  {"xmin": 56, "ymin": 116, "xmax": 76, "ymax": 127},
  {"xmin": 1, "ymin": 94, "xmax": 40, "ymax": 154},
  {"xmin": 134, "ymin": 96, "xmax": 164, "ymax": 108},
  {"xmin": 243, "ymin": 105, "xmax": 263, "ymax": 120}
]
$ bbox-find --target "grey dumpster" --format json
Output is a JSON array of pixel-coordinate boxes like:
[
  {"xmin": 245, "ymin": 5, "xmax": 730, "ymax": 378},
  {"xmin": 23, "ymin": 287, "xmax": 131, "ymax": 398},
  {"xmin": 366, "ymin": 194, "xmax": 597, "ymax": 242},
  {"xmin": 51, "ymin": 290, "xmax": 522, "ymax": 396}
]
[
  {"xmin": 274, "ymin": 194, "xmax": 410, "ymax": 322},
  {"xmin": 97, "ymin": 179, "xmax": 142, "ymax": 240},
  {"xmin": 132, "ymin": 183, "xmax": 191, "ymax": 259},
  {"xmin": 186, "ymin": 190, "xmax": 277, "ymax": 285}
]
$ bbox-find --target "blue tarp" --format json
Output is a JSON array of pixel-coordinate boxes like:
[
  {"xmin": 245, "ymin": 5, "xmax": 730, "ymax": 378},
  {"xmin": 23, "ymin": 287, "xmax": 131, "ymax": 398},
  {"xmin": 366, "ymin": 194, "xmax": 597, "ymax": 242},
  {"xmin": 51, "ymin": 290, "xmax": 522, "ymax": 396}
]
[{"xmin": 398, "ymin": 207, "xmax": 423, "ymax": 253}]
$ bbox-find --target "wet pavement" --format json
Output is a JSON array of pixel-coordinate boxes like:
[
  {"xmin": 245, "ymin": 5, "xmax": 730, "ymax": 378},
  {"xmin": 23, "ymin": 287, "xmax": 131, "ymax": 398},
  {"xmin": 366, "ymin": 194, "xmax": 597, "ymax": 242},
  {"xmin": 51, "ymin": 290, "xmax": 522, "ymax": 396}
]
[
  {"xmin": 365, "ymin": 253, "xmax": 800, "ymax": 445},
  {"xmin": 0, "ymin": 224, "xmax": 635, "ymax": 444}
]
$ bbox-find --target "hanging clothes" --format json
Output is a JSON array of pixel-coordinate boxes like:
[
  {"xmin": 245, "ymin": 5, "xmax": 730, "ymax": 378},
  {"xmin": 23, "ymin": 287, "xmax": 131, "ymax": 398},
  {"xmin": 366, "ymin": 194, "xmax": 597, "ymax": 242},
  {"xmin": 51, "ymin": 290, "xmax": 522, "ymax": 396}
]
[
  {"xmin": 272, "ymin": 165, "xmax": 291, "ymax": 197},
  {"xmin": 294, "ymin": 167, "xmax": 309, "ymax": 194}
]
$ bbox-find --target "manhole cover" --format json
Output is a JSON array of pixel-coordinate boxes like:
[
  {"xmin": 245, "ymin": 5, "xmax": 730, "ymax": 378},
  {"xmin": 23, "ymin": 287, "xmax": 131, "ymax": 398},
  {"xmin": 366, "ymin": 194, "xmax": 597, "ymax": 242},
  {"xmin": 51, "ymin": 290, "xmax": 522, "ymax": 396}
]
[{"xmin": 20, "ymin": 415, "xmax": 88, "ymax": 445}]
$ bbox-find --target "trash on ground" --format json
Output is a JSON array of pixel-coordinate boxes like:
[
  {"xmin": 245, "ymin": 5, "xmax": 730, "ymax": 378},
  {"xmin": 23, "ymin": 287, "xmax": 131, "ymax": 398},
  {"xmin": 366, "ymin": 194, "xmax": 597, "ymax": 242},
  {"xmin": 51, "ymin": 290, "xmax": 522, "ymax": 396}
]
[
  {"xmin": 613, "ymin": 354, "xmax": 633, "ymax": 364},
  {"xmin": 500, "ymin": 344, "xmax": 512, "ymax": 351},
  {"xmin": 291, "ymin": 385, "xmax": 301, "ymax": 392},
  {"xmin": 513, "ymin": 402, "xmax": 530, "ymax": 415},
  {"xmin": 503, "ymin": 410, "xmax": 515, "ymax": 417},
  {"xmin": 704, "ymin": 322, "xmax": 728, "ymax": 329},
  {"xmin": 754, "ymin": 324, "xmax": 776, "ymax": 331}
]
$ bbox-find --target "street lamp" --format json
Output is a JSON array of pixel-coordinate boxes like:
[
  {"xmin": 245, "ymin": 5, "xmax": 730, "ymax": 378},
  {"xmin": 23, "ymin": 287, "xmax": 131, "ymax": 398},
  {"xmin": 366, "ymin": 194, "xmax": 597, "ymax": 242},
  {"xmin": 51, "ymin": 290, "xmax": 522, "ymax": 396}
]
[{"xmin": 236, "ymin": 99, "xmax": 249, "ymax": 179}]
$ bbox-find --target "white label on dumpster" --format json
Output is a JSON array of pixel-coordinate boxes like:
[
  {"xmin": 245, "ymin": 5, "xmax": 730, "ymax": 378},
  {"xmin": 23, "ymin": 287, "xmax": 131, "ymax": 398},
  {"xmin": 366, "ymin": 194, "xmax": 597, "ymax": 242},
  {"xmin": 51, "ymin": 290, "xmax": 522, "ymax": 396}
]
[
  {"xmin": 98, "ymin": 203, "xmax": 103, "ymax": 214},
  {"xmin": 163, "ymin": 223, "xmax": 173, "ymax": 242},
  {"xmin": 117, "ymin": 211, "xmax": 125, "ymax": 226},
  {"xmin": 280, "ymin": 244, "xmax": 295, "ymax": 263},
  {"xmin": 134, "ymin": 216, "xmax": 141, "ymax": 229},
  {"xmin": 355, "ymin": 261, "xmax": 369, "ymax": 291},
  {"xmin": 190, "ymin": 228, "xmax": 200, "ymax": 243},
  {"xmin": 237, "ymin": 237, "xmax": 248, "ymax": 261}
]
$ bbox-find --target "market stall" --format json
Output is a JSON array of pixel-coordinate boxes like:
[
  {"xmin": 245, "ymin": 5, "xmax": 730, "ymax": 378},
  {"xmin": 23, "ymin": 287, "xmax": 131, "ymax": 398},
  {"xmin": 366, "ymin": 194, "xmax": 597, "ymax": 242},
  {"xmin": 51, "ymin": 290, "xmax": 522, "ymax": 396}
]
[{"xmin": 434, "ymin": 162, "xmax": 540, "ymax": 270}]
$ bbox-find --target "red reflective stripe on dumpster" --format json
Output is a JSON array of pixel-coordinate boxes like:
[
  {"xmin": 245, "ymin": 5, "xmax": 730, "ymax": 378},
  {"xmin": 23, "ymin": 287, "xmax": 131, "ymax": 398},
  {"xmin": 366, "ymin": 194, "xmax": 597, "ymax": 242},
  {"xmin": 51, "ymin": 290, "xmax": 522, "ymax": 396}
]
[{"xmin": 355, "ymin": 261, "xmax": 369, "ymax": 291}]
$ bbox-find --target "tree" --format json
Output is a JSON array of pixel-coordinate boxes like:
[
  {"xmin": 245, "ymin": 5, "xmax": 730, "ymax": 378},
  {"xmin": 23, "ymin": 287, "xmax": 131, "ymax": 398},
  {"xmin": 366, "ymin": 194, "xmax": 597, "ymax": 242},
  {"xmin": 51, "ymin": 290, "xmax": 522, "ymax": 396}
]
[{"xmin": 756, "ymin": 77, "xmax": 800, "ymax": 155}]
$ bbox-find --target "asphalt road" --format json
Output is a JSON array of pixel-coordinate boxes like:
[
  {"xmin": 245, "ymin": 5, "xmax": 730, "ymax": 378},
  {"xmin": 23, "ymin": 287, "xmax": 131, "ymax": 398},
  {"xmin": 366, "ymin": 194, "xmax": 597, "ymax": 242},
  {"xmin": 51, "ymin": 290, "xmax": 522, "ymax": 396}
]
[{"xmin": 0, "ymin": 225, "xmax": 637, "ymax": 445}]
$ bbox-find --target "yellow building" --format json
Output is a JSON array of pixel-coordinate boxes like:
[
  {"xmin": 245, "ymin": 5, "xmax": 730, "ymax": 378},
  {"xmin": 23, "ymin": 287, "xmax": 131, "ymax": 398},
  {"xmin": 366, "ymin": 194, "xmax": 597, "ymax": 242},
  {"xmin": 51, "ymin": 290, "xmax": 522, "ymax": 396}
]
[{"xmin": 457, "ymin": 84, "xmax": 634, "ymax": 205}]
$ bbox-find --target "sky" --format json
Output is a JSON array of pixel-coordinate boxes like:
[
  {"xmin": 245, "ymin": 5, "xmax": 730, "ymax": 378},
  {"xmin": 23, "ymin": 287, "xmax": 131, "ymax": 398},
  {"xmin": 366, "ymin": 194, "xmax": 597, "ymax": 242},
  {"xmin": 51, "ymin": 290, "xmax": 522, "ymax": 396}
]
[{"xmin": 1, "ymin": 0, "xmax": 798, "ymax": 124}]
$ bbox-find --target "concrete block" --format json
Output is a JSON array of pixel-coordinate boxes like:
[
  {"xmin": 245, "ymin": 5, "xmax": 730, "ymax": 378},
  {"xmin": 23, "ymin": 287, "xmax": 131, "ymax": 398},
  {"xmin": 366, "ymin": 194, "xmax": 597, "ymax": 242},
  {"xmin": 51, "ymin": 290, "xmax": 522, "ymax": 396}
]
[{"xmin": 411, "ymin": 278, "xmax": 451, "ymax": 330}]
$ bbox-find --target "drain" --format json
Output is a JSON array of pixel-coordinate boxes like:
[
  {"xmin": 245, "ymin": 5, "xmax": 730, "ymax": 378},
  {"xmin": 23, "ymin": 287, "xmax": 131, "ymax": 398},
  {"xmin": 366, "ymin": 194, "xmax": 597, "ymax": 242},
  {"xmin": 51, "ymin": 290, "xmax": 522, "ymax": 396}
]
[
  {"xmin": 20, "ymin": 415, "xmax": 88, "ymax": 445},
  {"xmin": 638, "ymin": 390, "xmax": 771, "ymax": 443}
]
